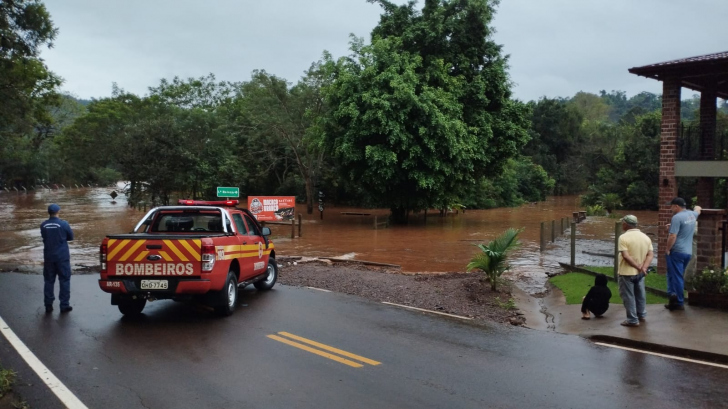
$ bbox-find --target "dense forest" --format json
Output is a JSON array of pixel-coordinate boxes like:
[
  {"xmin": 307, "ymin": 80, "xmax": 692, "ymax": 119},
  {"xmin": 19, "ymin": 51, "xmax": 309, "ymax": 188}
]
[{"xmin": 2, "ymin": 0, "xmax": 728, "ymax": 221}]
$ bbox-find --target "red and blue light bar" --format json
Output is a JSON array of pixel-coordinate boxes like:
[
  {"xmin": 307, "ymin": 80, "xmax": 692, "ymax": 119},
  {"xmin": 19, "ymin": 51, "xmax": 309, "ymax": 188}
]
[{"xmin": 178, "ymin": 199, "xmax": 239, "ymax": 207}]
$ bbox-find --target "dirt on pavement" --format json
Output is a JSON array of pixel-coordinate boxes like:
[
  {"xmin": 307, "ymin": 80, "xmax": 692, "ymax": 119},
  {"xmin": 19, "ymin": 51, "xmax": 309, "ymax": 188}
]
[{"xmin": 277, "ymin": 259, "xmax": 524, "ymax": 325}]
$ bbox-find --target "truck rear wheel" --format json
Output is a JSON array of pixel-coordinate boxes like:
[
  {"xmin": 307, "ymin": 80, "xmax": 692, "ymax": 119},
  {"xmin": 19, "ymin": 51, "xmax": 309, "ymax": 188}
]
[
  {"xmin": 254, "ymin": 258, "xmax": 278, "ymax": 291},
  {"xmin": 118, "ymin": 296, "xmax": 146, "ymax": 316},
  {"xmin": 214, "ymin": 271, "xmax": 238, "ymax": 316}
]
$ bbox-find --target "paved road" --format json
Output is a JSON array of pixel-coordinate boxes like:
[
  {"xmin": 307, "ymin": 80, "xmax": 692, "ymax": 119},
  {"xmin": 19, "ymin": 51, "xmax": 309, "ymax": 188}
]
[{"xmin": 0, "ymin": 273, "xmax": 726, "ymax": 409}]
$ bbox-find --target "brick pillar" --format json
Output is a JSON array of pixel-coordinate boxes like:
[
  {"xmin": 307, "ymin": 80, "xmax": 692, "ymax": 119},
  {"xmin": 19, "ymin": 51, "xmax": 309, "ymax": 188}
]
[
  {"xmin": 695, "ymin": 209, "xmax": 725, "ymax": 273},
  {"xmin": 697, "ymin": 89, "xmax": 717, "ymax": 208},
  {"xmin": 658, "ymin": 78, "xmax": 681, "ymax": 275}
]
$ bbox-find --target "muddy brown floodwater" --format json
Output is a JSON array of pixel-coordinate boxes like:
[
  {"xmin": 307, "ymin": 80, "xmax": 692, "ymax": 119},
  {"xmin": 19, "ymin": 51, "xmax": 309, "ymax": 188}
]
[{"xmin": 0, "ymin": 187, "xmax": 658, "ymax": 293}]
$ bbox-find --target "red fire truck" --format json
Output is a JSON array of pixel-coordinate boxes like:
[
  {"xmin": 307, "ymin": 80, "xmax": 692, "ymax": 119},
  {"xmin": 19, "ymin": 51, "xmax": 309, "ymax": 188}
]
[{"xmin": 97, "ymin": 200, "xmax": 277, "ymax": 316}]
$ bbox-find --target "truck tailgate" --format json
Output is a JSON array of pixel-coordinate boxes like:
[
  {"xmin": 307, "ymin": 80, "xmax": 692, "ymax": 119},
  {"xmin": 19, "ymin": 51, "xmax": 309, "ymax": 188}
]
[{"xmin": 107, "ymin": 238, "xmax": 202, "ymax": 277}]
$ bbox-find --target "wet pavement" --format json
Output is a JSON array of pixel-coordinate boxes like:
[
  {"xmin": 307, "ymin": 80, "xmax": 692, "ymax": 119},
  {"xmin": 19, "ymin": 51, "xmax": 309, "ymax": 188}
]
[
  {"xmin": 1, "ymin": 273, "xmax": 727, "ymax": 409},
  {"xmin": 0, "ymin": 188, "xmax": 658, "ymax": 295},
  {"xmin": 530, "ymin": 284, "xmax": 728, "ymax": 359}
]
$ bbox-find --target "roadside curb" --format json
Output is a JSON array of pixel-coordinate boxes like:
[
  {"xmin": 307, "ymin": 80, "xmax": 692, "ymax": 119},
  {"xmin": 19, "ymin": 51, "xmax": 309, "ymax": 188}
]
[{"xmin": 586, "ymin": 334, "xmax": 728, "ymax": 365}]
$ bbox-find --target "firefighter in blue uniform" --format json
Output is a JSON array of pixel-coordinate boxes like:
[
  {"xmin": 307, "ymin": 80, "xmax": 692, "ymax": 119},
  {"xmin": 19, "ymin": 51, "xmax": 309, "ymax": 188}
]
[{"xmin": 40, "ymin": 203, "xmax": 74, "ymax": 313}]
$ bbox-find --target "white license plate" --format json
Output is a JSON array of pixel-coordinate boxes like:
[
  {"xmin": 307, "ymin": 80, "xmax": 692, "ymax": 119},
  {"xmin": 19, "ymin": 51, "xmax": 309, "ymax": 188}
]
[{"xmin": 141, "ymin": 280, "xmax": 168, "ymax": 290}]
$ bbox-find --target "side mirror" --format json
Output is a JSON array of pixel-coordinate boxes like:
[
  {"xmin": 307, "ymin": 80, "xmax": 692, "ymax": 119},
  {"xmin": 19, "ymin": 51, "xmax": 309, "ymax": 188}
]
[{"xmin": 261, "ymin": 227, "xmax": 271, "ymax": 236}]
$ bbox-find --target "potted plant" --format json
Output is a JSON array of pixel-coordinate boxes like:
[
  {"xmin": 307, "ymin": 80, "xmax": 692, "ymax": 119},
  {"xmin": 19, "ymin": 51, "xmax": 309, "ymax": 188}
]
[{"xmin": 687, "ymin": 267, "xmax": 728, "ymax": 310}]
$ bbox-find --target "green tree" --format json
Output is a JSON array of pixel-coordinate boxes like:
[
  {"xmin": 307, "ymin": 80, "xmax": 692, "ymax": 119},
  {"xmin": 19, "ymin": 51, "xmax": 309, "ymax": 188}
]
[
  {"xmin": 466, "ymin": 228, "xmax": 522, "ymax": 291},
  {"xmin": 323, "ymin": 0, "xmax": 529, "ymax": 223},
  {"xmin": 523, "ymin": 98, "xmax": 584, "ymax": 194},
  {"xmin": 233, "ymin": 66, "xmax": 330, "ymax": 214},
  {"xmin": 0, "ymin": 0, "xmax": 61, "ymax": 186}
]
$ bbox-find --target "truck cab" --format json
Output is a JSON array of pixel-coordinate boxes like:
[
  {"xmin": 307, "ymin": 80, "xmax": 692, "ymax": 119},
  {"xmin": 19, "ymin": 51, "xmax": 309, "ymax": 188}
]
[{"xmin": 98, "ymin": 200, "xmax": 277, "ymax": 317}]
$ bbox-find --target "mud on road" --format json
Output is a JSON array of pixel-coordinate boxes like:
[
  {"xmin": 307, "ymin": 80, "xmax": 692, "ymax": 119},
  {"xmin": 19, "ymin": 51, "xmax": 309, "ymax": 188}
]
[{"xmin": 277, "ymin": 259, "xmax": 521, "ymax": 325}]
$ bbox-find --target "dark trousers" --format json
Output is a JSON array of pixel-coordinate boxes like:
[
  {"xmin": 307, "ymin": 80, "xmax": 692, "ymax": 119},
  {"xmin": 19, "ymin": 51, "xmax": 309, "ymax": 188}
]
[
  {"xmin": 44, "ymin": 260, "xmax": 71, "ymax": 308},
  {"xmin": 581, "ymin": 298, "xmax": 608, "ymax": 316}
]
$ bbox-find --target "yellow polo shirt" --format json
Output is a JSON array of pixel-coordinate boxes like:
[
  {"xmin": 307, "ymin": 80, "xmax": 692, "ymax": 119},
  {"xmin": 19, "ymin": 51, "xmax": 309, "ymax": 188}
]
[{"xmin": 618, "ymin": 229, "xmax": 653, "ymax": 276}]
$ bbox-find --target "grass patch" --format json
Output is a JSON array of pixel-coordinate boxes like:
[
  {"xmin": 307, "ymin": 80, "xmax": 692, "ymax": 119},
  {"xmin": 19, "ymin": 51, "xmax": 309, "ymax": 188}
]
[
  {"xmin": 585, "ymin": 266, "xmax": 668, "ymax": 291},
  {"xmin": 549, "ymin": 272, "xmax": 668, "ymax": 305},
  {"xmin": 0, "ymin": 367, "xmax": 15, "ymax": 399}
]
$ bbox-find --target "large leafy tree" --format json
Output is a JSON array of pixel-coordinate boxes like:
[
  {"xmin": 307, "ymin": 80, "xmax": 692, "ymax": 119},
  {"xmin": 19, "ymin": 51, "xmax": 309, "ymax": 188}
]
[
  {"xmin": 234, "ymin": 66, "xmax": 330, "ymax": 214},
  {"xmin": 322, "ymin": 0, "xmax": 529, "ymax": 223},
  {"xmin": 0, "ymin": 0, "xmax": 61, "ymax": 186}
]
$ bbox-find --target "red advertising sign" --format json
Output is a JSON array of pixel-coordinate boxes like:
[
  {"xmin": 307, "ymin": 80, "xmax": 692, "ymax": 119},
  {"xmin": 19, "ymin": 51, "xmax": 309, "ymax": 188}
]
[{"xmin": 247, "ymin": 196, "xmax": 296, "ymax": 221}]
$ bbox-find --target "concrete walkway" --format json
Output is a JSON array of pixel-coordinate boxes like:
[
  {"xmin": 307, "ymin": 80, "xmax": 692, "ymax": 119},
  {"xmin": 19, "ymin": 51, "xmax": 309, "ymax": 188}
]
[{"xmin": 514, "ymin": 286, "xmax": 728, "ymax": 361}]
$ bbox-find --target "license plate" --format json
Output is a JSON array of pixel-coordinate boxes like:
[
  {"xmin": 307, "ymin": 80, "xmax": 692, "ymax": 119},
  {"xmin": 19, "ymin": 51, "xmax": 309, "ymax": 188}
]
[{"xmin": 141, "ymin": 280, "xmax": 168, "ymax": 290}]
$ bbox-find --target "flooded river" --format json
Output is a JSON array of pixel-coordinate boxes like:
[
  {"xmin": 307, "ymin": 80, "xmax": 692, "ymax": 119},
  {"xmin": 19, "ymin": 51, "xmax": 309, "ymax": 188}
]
[{"xmin": 0, "ymin": 186, "xmax": 658, "ymax": 293}]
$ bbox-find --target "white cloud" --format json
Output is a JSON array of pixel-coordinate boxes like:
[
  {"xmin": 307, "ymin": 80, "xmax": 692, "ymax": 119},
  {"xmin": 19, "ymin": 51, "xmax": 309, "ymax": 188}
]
[{"xmin": 41, "ymin": 0, "xmax": 728, "ymax": 101}]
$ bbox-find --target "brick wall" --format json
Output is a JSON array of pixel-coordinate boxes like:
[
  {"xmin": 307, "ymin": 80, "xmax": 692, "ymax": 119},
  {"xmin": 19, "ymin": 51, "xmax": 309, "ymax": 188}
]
[
  {"xmin": 695, "ymin": 209, "xmax": 725, "ymax": 272},
  {"xmin": 658, "ymin": 79, "xmax": 681, "ymax": 274}
]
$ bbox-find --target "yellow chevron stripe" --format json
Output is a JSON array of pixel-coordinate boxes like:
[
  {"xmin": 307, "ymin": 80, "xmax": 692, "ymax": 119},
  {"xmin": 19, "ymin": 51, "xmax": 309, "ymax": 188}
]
[
  {"xmin": 134, "ymin": 251, "xmax": 150, "ymax": 262},
  {"xmin": 108, "ymin": 240, "xmax": 130, "ymax": 260},
  {"xmin": 225, "ymin": 252, "xmax": 245, "ymax": 260},
  {"xmin": 108, "ymin": 239, "xmax": 117, "ymax": 247},
  {"xmin": 119, "ymin": 240, "xmax": 146, "ymax": 262},
  {"xmin": 163, "ymin": 240, "xmax": 189, "ymax": 262},
  {"xmin": 192, "ymin": 239, "xmax": 201, "ymax": 249},
  {"xmin": 159, "ymin": 251, "xmax": 173, "ymax": 261},
  {"xmin": 180, "ymin": 240, "xmax": 201, "ymax": 262}
]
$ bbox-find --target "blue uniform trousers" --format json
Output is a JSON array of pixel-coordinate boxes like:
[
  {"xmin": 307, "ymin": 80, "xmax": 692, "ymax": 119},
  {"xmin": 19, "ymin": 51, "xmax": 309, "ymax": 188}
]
[
  {"xmin": 44, "ymin": 260, "xmax": 71, "ymax": 308},
  {"xmin": 666, "ymin": 252, "xmax": 691, "ymax": 306}
]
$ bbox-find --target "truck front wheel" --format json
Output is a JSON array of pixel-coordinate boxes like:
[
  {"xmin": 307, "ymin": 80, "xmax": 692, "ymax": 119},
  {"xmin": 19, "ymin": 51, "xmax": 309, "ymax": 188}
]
[
  {"xmin": 214, "ymin": 271, "xmax": 238, "ymax": 316},
  {"xmin": 254, "ymin": 258, "xmax": 278, "ymax": 291},
  {"xmin": 118, "ymin": 296, "xmax": 146, "ymax": 316}
]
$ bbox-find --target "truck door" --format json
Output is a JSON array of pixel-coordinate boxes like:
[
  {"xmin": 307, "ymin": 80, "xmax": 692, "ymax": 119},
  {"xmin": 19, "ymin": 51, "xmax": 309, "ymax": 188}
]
[
  {"xmin": 243, "ymin": 213, "xmax": 268, "ymax": 276},
  {"xmin": 231, "ymin": 213, "xmax": 255, "ymax": 279}
]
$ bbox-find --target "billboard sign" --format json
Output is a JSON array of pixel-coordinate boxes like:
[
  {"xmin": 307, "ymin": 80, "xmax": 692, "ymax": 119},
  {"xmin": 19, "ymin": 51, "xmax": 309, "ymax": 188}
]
[{"xmin": 247, "ymin": 196, "xmax": 296, "ymax": 221}]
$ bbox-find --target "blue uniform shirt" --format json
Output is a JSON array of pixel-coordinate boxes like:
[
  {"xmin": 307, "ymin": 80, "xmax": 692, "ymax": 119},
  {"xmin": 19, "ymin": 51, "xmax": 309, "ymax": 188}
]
[
  {"xmin": 40, "ymin": 217, "xmax": 74, "ymax": 262},
  {"xmin": 668, "ymin": 210, "xmax": 699, "ymax": 255}
]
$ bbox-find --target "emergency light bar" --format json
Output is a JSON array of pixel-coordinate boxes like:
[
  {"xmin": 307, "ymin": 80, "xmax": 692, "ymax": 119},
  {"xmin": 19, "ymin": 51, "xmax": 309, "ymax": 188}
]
[{"xmin": 178, "ymin": 199, "xmax": 239, "ymax": 206}]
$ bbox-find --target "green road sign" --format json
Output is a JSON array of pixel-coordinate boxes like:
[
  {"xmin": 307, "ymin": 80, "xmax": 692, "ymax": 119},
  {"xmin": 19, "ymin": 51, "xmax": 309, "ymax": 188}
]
[{"xmin": 217, "ymin": 187, "xmax": 239, "ymax": 197}]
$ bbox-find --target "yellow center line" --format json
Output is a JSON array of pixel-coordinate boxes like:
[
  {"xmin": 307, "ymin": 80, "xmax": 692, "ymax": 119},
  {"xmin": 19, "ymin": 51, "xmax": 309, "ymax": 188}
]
[
  {"xmin": 267, "ymin": 335, "xmax": 363, "ymax": 368},
  {"xmin": 277, "ymin": 332, "xmax": 381, "ymax": 366}
]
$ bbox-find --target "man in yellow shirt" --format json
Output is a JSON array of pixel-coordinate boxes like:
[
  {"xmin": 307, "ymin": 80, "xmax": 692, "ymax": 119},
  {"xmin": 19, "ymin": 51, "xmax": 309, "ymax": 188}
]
[{"xmin": 617, "ymin": 215, "xmax": 654, "ymax": 327}]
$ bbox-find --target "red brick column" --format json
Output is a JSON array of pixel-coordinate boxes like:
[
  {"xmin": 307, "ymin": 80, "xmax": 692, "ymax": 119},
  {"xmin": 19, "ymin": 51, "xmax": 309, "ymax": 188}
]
[
  {"xmin": 695, "ymin": 209, "xmax": 725, "ymax": 272},
  {"xmin": 697, "ymin": 89, "xmax": 717, "ymax": 207},
  {"xmin": 658, "ymin": 78, "xmax": 681, "ymax": 275}
]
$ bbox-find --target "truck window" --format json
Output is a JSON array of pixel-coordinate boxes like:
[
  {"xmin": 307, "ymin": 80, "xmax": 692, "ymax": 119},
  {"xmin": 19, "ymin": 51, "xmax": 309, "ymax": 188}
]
[
  {"xmin": 244, "ymin": 214, "xmax": 261, "ymax": 236},
  {"xmin": 232, "ymin": 213, "xmax": 248, "ymax": 235},
  {"xmin": 151, "ymin": 212, "xmax": 224, "ymax": 233}
]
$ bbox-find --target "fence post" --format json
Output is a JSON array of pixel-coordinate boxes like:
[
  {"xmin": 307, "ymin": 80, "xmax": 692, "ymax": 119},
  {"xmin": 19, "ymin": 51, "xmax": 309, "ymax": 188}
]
[
  {"xmin": 613, "ymin": 221, "xmax": 622, "ymax": 281},
  {"xmin": 551, "ymin": 220, "xmax": 556, "ymax": 242},
  {"xmin": 298, "ymin": 214, "xmax": 302, "ymax": 237},
  {"xmin": 571, "ymin": 222, "xmax": 576, "ymax": 267},
  {"xmin": 291, "ymin": 219, "xmax": 295, "ymax": 239},
  {"xmin": 540, "ymin": 221, "xmax": 545, "ymax": 252}
]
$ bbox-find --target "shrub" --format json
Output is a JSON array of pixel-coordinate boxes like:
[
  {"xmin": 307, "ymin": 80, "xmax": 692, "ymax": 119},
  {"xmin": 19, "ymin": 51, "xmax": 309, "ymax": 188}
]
[{"xmin": 689, "ymin": 267, "xmax": 728, "ymax": 294}]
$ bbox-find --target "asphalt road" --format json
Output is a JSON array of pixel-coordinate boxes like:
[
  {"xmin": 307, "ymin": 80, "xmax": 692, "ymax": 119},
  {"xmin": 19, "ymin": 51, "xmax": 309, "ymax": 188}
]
[{"xmin": 0, "ymin": 273, "xmax": 726, "ymax": 409}]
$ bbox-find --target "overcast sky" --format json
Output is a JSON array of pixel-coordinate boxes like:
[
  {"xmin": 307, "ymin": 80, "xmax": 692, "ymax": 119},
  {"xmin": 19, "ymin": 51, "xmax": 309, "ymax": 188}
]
[{"xmin": 42, "ymin": 0, "xmax": 727, "ymax": 102}]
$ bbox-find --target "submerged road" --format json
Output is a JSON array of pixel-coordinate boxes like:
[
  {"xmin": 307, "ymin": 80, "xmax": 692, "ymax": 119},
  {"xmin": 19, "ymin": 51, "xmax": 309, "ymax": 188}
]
[{"xmin": 0, "ymin": 273, "xmax": 726, "ymax": 409}]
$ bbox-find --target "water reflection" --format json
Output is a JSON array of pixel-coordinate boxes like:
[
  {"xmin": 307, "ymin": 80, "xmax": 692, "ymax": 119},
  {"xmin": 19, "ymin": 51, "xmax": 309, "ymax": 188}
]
[{"xmin": 0, "ymin": 190, "xmax": 657, "ymax": 293}]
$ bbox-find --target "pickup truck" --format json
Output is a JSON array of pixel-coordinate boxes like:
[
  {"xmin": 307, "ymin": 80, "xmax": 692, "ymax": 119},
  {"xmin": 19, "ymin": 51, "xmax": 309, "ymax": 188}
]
[{"xmin": 98, "ymin": 200, "xmax": 277, "ymax": 316}]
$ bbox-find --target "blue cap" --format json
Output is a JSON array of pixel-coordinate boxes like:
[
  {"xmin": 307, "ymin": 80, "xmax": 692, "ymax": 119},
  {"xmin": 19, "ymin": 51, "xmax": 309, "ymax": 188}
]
[{"xmin": 48, "ymin": 204, "xmax": 60, "ymax": 214}]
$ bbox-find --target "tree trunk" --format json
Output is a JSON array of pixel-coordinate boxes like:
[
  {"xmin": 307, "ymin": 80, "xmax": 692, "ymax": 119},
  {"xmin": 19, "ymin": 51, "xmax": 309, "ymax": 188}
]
[
  {"xmin": 304, "ymin": 175, "xmax": 314, "ymax": 214},
  {"xmin": 390, "ymin": 206, "xmax": 408, "ymax": 225}
]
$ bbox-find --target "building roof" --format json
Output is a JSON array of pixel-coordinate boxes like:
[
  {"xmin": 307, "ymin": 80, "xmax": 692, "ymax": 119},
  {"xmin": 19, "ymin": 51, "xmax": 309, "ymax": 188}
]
[{"xmin": 628, "ymin": 51, "xmax": 728, "ymax": 99}]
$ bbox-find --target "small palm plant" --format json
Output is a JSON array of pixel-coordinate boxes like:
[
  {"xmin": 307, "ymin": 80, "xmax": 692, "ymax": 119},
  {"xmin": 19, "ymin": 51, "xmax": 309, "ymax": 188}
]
[{"xmin": 466, "ymin": 228, "xmax": 523, "ymax": 291}]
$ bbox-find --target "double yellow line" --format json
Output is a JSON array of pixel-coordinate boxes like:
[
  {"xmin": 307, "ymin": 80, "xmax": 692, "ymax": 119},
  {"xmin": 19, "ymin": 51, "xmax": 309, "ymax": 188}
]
[{"xmin": 267, "ymin": 332, "xmax": 381, "ymax": 368}]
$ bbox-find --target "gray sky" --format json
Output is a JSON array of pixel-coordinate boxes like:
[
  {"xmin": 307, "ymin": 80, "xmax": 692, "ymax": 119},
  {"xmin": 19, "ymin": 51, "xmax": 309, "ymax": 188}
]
[{"xmin": 42, "ymin": 0, "xmax": 727, "ymax": 102}]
